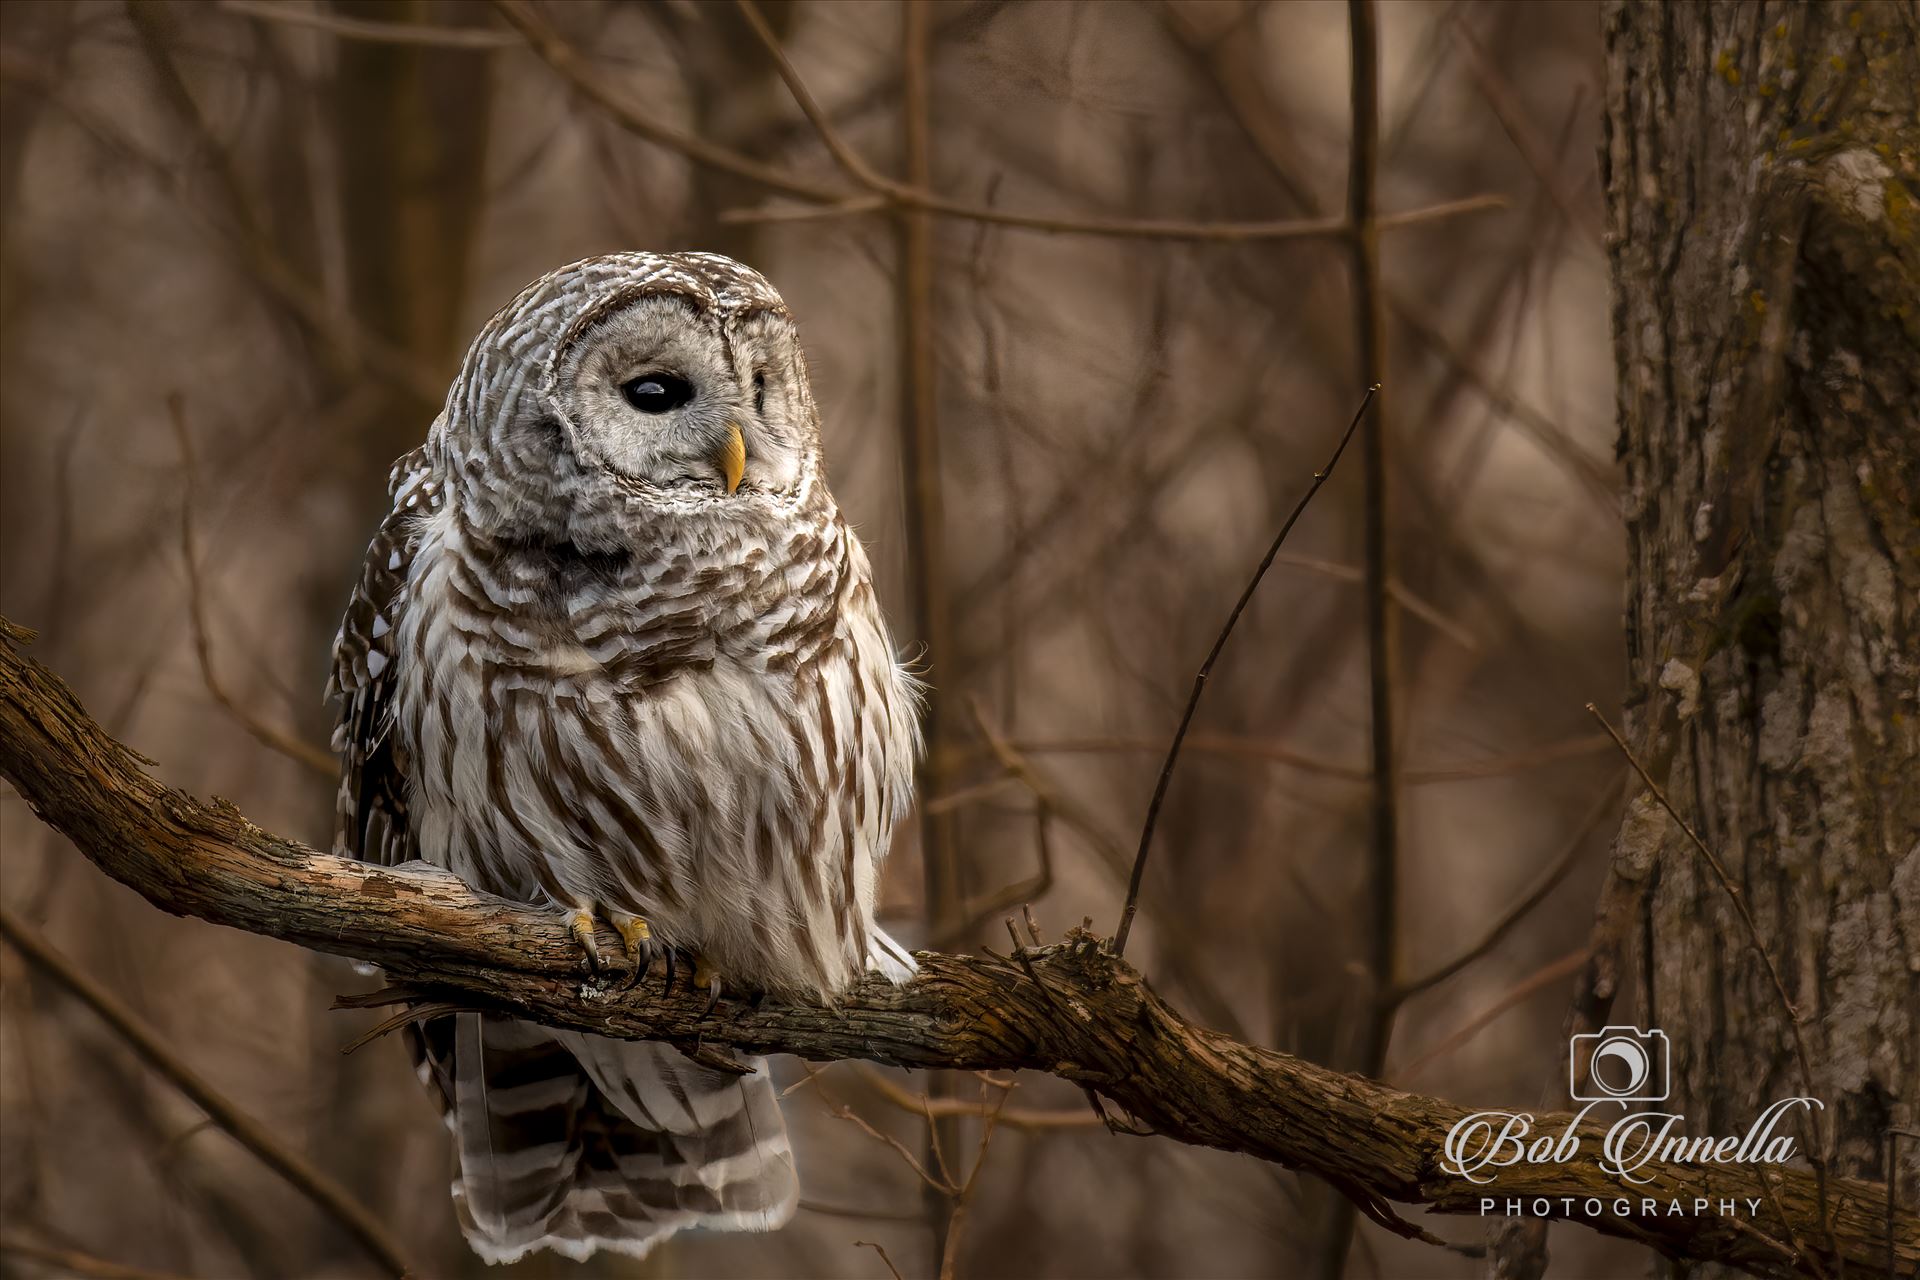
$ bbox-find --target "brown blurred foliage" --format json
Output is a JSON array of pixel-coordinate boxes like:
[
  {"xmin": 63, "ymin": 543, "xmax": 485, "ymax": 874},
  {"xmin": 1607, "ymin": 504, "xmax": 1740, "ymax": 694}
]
[{"xmin": 0, "ymin": 2, "xmax": 1643, "ymax": 1276}]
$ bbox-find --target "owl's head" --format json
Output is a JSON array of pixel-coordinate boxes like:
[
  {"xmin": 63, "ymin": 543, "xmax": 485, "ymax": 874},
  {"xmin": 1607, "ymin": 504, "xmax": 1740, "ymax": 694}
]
[{"xmin": 437, "ymin": 252, "xmax": 825, "ymax": 544}]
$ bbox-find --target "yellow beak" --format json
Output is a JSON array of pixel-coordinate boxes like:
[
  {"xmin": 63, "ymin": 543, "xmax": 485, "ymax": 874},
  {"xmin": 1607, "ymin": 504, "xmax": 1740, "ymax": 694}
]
[{"xmin": 718, "ymin": 422, "xmax": 746, "ymax": 495}]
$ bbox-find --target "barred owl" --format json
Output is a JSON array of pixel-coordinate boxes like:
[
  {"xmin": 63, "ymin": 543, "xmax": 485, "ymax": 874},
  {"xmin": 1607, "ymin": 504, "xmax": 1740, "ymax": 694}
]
[{"xmin": 327, "ymin": 251, "xmax": 921, "ymax": 1263}]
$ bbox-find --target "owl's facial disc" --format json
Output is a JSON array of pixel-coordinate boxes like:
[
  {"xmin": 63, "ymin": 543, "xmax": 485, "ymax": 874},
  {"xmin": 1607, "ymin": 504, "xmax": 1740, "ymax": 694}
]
[
  {"xmin": 553, "ymin": 296, "xmax": 751, "ymax": 497},
  {"xmin": 552, "ymin": 293, "xmax": 811, "ymax": 507},
  {"xmin": 616, "ymin": 372, "xmax": 744, "ymax": 494}
]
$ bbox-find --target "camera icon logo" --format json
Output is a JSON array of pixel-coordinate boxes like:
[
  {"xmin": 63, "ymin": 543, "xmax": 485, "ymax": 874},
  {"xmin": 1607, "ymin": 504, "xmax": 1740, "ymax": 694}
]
[{"xmin": 1570, "ymin": 1025, "xmax": 1670, "ymax": 1103}]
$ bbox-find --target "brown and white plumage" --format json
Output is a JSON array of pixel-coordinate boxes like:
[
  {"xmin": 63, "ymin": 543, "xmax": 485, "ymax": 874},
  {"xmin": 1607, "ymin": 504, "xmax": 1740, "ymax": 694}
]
[{"xmin": 328, "ymin": 252, "xmax": 920, "ymax": 1263}]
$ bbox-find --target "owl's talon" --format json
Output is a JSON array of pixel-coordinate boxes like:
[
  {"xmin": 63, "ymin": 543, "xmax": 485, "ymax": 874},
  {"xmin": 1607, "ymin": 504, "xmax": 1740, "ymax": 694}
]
[
  {"xmin": 693, "ymin": 958, "xmax": 723, "ymax": 1016},
  {"xmin": 609, "ymin": 911, "xmax": 653, "ymax": 990},
  {"xmin": 568, "ymin": 910, "xmax": 603, "ymax": 976},
  {"xmin": 660, "ymin": 949, "xmax": 677, "ymax": 997}
]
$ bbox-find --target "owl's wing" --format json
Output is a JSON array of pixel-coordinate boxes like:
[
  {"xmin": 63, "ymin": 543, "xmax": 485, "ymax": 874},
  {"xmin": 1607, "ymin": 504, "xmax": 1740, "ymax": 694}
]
[{"xmin": 328, "ymin": 445, "xmax": 441, "ymax": 866}]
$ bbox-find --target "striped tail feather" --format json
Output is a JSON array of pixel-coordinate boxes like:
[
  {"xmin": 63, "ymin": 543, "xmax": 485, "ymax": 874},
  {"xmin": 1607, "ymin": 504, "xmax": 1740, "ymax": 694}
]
[{"xmin": 426, "ymin": 1013, "xmax": 797, "ymax": 1265}]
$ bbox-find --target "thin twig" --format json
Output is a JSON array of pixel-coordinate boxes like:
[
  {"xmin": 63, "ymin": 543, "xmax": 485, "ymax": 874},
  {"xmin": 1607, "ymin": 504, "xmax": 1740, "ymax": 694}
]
[
  {"xmin": 39, "ymin": 412, "xmax": 86, "ymax": 647},
  {"xmin": 489, "ymin": 0, "xmax": 846, "ymax": 202},
  {"xmin": 802, "ymin": 1199, "xmax": 921, "ymax": 1222},
  {"xmin": 167, "ymin": 397, "xmax": 336, "ymax": 778},
  {"xmin": 217, "ymin": 0, "xmax": 517, "ymax": 48},
  {"xmin": 1392, "ymin": 947, "xmax": 1591, "ymax": 1081},
  {"xmin": 854, "ymin": 1239, "xmax": 906, "ymax": 1280},
  {"xmin": 1321, "ymin": 12, "xmax": 1396, "ymax": 1274},
  {"xmin": 921, "ymin": 1093, "xmax": 958, "ymax": 1193},
  {"xmin": 1112, "ymin": 384, "xmax": 1378, "ymax": 956},
  {"xmin": 886, "ymin": 1, "xmax": 965, "ymax": 1257},
  {"xmin": 1386, "ymin": 777, "xmax": 1622, "ymax": 1005},
  {"xmin": 497, "ymin": 0, "xmax": 1504, "ymax": 244},
  {"xmin": 0, "ymin": 51, "xmax": 441, "ymax": 405},
  {"xmin": 857, "ymin": 1066, "xmax": 1102, "ymax": 1131},
  {"xmin": 731, "ymin": 0, "xmax": 893, "ymax": 190},
  {"xmin": 1269, "ymin": 553, "xmax": 1480, "ymax": 651},
  {"xmin": 1390, "ymin": 296, "xmax": 1615, "ymax": 512},
  {"xmin": 924, "ymin": 771, "xmax": 1021, "ymax": 816},
  {"xmin": 931, "ymin": 706, "xmax": 1056, "ymax": 945},
  {"xmin": 1347, "ymin": 0, "xmax": 1397, "ymax": 1052},
  {"xmin": 1586, "ymin": 702, "xmax": 1838, "ymax": 1269},
  {"xmin": 939, "ymin": 1079, "xmax": 1012, "ymax": 1280},
  {"xmin": 718, "ymin": 194, "xmax": 890, "ymax": 225},
  {"xmin": 814, "ymin": 1078, "xmax": 956, "ymax": 1197},
  {"xmin": 994, "ymin": 729, "xmax": 1611, "ymax": 785},
  {"xmin": 964, "ymin": 697, "xmax": 1246, "ymax": 1040},
  {"xmin": 0, "ymin": 908, "xmax": 412, "ymax": 1279},
  {"xmin": 338, "ymin": 1000, "xmax": 471, "ymax": 1055},
  {"xmin": 1448, "ymin": 16, "xmax": 1604, "ymax": 249},
  {"xmin": 1160, "ymin": 0, "xmax": 1612, "ymax": 534},
  {"xmin": 931, "ymin": 799, "xmax": 1053, "ymax": 947},
  {"xmin": 0, "ymin": 1235, "xmax": 194, "ymax": 1280}
]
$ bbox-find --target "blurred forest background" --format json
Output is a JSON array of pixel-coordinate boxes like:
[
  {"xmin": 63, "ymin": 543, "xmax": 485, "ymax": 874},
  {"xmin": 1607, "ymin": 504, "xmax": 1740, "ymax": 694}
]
[{"xmin": 0, "ymin": 1, "xmax": 1641, "ymax": 1277}]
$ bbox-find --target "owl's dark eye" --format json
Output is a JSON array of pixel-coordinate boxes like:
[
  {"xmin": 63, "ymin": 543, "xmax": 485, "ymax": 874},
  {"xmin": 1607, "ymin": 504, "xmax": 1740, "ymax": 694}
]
[{"xmin": 620, "ymin": 373, "xmax": 694, "ymax": 413}]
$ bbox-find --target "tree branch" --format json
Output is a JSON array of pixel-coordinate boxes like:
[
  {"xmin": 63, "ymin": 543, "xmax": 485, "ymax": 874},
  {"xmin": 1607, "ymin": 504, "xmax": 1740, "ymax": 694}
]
[
  {"xmin": 0, "ymin": 908, "xmax": 412, "ymax": 1280},
  {"xmin": 491, "ymin": 0, "xmax": 1505, "ymax": 245},
  {"xmin": 0, "ymin": 616, "xmax": 1909, "ymax": 1280}
]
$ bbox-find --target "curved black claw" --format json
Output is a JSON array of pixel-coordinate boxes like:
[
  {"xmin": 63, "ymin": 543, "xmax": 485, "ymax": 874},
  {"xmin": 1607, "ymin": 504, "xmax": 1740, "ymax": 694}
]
[
  {"xmin": 609, "ymin": 913, "xmax": 654, "ymax": 991},
  {"xmin": 692, "ymin": 957, "xmax": 724, "ymax": 1017},
  {"xmin": 660, "ymin": 949, "xmax": 677, "ymax": 998},
  {"xmin": 567, "ymin": 910, "xmax": 603, "ymax": 977}
]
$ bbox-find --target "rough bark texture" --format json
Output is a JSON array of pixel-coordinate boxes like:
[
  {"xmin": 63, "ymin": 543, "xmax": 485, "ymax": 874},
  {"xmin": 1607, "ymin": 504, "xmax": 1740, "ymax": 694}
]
[
  {"xmin": 3, "ymin": 620, "xmax": 1915, "ymax": 1277},
  {"xmin": 1602, "ymin": 0, "xmax": 1920, "ymax": 1263}
]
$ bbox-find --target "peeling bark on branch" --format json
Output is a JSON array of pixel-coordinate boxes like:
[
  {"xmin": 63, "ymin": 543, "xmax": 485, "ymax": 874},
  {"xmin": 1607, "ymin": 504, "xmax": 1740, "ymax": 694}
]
[{"xmin": 0, "ymin": 618, "xmax": 1911, "ymax": 1279}]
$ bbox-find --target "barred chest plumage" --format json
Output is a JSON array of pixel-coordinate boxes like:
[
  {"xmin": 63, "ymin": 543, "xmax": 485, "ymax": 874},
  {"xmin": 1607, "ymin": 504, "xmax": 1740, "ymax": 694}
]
[{"xmin": 390, "ymin": 495, "xmax": 918, "ymax": 999}]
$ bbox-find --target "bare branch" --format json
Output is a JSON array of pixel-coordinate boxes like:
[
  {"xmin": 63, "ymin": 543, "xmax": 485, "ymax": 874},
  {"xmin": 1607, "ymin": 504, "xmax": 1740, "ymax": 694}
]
[
  {"xmin": 216, "ymin": 0, "xmax": 518, "ymax": 49},
  {"xmin": 854, "ymin": 1066, "xmax": 1101, "ymax": 1132},
  {"xmin": 1114, "ymin": 384, "xmax": 1377, "ymax": 955},
  {"xmin": 992, "ymin": 731, "xmax": 1612, "ymax": 785},
  {"xmin": 0, "ymin": 909, "xmax": 412, "ymax": 1279},
  {"xmin": 1586, "ymin": 704, "xmax": 1837, "ymax": 1260},
  {"xmin": 1392, "ymin": 947, "xmax": 1592, "ymax": 1081},
  {"xmin": 0, "ymin": 1235, "xmax": 195, "ymax": 1280},
  {"xmin": 1448, "ymin": 16, "xmax": 1605, "ymax": 249},
  {"xmin": 853, "ymin": 1239, "xmax": 905, "ymax": 1280},
  {"xmin": 496, "ymin": 0, "xmax": 1505, "ymax": 244},
  {"xmin": 0, "ymin": 620, "xmax": 1908, "ymax": 1280},
  {"xmin": 167, "ymin": 397, "xmax": 336, "ymax": 778},
  {"xmin": 1321, "ymin": 11, "xmax": 1397, "ymax": 1269},
  {"xmin": 1385, "ymin": 777, "xmax": 1622, "ymax": 1005},
  {"xmin": 959, "ymin": 697, "xmax": 1245, "ymax": 1041}
]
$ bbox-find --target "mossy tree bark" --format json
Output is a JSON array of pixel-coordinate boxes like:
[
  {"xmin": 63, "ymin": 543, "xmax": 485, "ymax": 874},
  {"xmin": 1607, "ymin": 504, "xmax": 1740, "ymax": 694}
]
[{"xmin": 1601, "ymin": 2, "xmax": 1918, "ymax": 1272}]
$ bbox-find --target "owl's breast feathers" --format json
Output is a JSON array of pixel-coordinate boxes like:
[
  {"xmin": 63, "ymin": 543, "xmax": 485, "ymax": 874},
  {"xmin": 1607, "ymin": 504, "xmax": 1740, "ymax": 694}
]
[{"xmin": 334, "ymin": 460, "xmax": 917, "ymax": 998}]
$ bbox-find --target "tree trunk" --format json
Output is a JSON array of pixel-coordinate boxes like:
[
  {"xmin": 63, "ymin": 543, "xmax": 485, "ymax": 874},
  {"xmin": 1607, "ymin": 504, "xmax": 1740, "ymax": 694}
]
[{"xmin": 1603, "ymin": 0, "xmax": 1918, "ymax": 1271}]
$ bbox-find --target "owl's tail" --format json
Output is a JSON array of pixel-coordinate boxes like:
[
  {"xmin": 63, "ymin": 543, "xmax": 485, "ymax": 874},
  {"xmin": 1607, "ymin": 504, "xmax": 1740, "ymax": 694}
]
[{"xmin": 417, "ymin": 1013, "xmax": 798, "ymax": 1265}]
